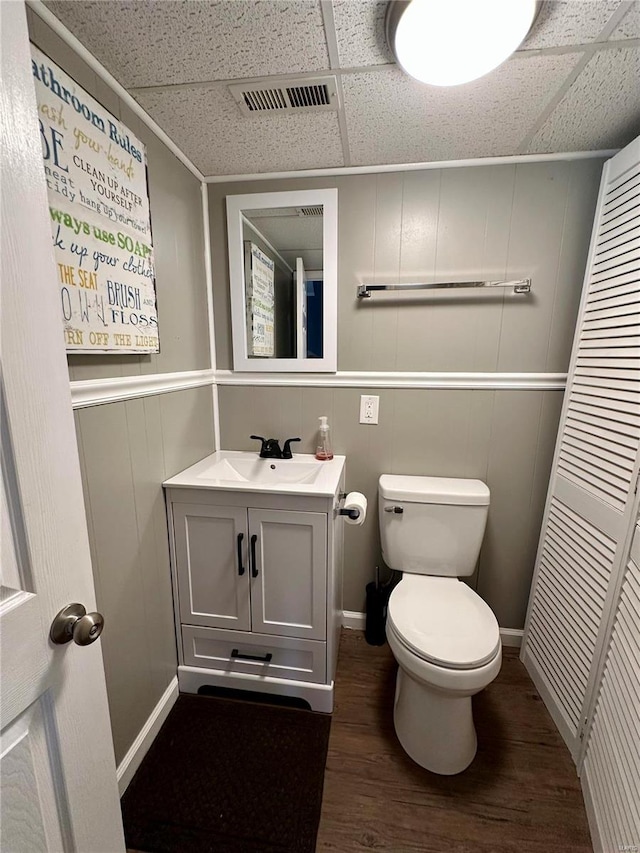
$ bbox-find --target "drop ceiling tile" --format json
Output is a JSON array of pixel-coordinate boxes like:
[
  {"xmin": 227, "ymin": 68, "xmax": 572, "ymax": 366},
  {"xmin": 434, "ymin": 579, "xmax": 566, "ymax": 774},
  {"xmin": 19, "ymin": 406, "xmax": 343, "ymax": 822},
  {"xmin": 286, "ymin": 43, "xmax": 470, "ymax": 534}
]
[
  {"xmin": 343, "ymin": 52, "xmax": 582, "ymax": 166},
  {"xmin": 249, "ymin": 216, "xmax": 323, "ymax": 253},
  {"xmin": 332, "ymin": 0, "xmax": 393, "ymax": 68},
  {"xmin": 45, "ymin": 0, "xmax": 330, "ymax": 88},
  {"xmin": 135, "ymin": 85, "xmax": 344, "ymax": 176},
  {"xmin": 610, "ymin": 2, "xmax": 640, "ymax": 38},
  {"xmin": 522, "ymin": 1, "xmax": 621, "ymax": 49},
  {"xmin": 527, "ymin": 46, "xmax": 640, "ymax": 152}
]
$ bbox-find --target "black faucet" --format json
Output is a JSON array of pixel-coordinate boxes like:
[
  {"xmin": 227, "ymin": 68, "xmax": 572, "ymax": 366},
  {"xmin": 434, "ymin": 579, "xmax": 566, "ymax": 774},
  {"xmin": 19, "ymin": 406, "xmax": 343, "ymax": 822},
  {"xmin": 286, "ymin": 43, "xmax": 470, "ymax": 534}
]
[{"xmin": 250, "ymin": 435, "xmax": 301, "ymax": 459}]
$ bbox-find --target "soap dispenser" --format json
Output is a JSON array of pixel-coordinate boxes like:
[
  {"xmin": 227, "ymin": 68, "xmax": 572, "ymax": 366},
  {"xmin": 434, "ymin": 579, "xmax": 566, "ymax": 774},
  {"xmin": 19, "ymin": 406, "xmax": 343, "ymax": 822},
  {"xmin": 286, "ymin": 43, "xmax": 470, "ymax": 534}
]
[{"xmin": 315, "ymin": 416, "xmax": 334, "ymax": 461}]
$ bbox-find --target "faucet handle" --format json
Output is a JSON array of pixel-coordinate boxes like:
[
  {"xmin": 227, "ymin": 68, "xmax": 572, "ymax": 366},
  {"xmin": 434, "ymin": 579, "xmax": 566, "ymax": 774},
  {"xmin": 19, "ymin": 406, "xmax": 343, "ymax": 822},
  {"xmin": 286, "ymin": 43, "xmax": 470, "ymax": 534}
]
[
  {"xmin": 250, "ymin": 435, "xmax": 267, "ymax": 455},
  {"xmin": 282, "ymin": 437, "xmax": 301, "ymax": 459}
]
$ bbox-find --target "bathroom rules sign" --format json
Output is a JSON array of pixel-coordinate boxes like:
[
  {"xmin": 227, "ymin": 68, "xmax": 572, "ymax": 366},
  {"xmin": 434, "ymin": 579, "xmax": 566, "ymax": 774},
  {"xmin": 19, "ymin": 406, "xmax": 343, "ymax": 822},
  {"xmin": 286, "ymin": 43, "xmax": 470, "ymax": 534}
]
[{"xmin": 31, "ymin": 44, "xmax": 160, "ymax": 353}]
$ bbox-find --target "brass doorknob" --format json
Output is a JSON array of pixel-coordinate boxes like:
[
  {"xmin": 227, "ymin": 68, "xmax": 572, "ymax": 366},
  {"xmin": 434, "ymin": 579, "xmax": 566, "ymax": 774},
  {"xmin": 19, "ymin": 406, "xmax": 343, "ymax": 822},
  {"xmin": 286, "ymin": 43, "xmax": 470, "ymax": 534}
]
[{"xmin": 50, "ymin": 603, "xmax": 104, "ymax": 646}]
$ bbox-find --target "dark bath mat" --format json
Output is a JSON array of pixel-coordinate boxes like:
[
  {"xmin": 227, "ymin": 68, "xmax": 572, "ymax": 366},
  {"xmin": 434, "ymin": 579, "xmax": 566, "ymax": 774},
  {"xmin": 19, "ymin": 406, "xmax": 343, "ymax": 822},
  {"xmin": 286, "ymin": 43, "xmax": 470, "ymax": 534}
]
[{"xmin": 121, "ymin": 693, "xmax": 331, "ymax": 853}]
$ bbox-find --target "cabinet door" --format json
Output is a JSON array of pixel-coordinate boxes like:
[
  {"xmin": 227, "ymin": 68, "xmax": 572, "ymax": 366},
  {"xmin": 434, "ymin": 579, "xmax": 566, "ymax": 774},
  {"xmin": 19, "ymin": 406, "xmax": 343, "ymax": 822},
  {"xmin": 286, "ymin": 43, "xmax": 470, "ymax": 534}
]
[
  {"xmin": 248, "ymin": 509, "xmax": 327, "ymax": 640},
  {"xmin": 173, "ymin": 503, "xmax": 250, "ymax": 630}
]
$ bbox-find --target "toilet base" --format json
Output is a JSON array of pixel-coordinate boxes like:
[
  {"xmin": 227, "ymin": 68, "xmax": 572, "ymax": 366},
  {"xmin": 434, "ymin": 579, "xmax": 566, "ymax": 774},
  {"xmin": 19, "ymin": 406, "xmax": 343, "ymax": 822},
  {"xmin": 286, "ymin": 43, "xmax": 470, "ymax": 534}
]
[{"xmin": 393, "ymin": 667, "xmax": 478, "ymax": 775}]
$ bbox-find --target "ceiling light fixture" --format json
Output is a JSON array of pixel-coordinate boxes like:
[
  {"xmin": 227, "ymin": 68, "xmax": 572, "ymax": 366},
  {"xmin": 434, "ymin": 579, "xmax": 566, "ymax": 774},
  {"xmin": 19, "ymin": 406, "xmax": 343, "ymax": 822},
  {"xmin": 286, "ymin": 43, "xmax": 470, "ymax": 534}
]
[{"xmin": 386, "ymin": 0, "xmax": 540, "ymax": 87}]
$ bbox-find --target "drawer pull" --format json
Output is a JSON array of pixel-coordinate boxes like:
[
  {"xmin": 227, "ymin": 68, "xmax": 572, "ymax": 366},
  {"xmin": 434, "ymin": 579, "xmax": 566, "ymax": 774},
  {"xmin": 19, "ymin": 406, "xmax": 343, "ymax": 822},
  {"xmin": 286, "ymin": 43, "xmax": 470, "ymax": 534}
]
[
  {"xmin": 250, "ymin": 534, "xmax": 258, "ymax": 578},
  {"xmin": 237, "ymin": 532, "xmax": 245, "ymax": 576},
  {"xmin": 231, "ymin": 648, "xmax": 273, "ymax": 663}
]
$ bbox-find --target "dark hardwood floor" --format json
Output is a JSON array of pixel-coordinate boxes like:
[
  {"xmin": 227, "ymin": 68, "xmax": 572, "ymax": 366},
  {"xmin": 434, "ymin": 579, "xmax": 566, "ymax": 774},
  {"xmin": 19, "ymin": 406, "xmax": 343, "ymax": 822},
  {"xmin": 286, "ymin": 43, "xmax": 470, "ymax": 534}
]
[{"xmin": 316, "ymin": 629, "xmax": 593, "ymax": 853}]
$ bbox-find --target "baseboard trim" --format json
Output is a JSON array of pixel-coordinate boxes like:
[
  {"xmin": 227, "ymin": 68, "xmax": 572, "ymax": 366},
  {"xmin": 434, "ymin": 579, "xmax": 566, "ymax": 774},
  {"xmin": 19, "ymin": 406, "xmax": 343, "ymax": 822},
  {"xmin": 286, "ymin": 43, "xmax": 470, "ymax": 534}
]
[
  {"xmin": 499, "ymin": 628, "xmax": 524, "ymax": 648},
  {"xmin": 116, "ymin": 676, "xmax": 179, "ymax": 796},
  {"xmin": 341, "ymin": 611, "xmax": 523, "ymax": 647},
  {"xmin": 342, "ymin": 610, "xmax": 366, "ymax": 630}
]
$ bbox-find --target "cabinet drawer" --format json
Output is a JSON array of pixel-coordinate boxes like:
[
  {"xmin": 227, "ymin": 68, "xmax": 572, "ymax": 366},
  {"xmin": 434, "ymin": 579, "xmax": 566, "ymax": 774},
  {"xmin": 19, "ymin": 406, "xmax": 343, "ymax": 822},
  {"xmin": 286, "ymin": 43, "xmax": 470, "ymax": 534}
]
[{"xmin": 182, "ymin": 625, "xmax": 327, "ymax": 684}]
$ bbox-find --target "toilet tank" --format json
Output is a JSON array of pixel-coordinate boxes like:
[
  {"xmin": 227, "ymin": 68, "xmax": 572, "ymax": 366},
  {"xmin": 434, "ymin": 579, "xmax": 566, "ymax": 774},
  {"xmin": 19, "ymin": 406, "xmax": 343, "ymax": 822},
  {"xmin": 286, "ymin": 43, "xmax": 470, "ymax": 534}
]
[{"xmin": 378, "ymin": 475, "xmax": 490, "ymax": 577}]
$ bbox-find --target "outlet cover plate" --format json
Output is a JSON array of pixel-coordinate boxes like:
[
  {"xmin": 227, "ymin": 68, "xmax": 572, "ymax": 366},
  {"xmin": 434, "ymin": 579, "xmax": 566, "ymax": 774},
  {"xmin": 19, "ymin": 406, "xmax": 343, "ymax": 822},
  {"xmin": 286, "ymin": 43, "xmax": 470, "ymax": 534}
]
[{"xmin": 360, "ymin": 395, "xmax": 379, "ymax": 424}]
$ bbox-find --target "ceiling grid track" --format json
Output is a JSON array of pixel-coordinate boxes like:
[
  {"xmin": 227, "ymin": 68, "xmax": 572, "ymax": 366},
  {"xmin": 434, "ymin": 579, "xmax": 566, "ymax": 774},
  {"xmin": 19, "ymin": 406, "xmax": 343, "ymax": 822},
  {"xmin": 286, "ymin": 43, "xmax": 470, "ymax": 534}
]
[
  {"xmin": 122, "ymin": 36, "xmax": 640, "ymax": 100},
  {"xmin": 517, "ymin": 2, "xmax": 638, "ymax": 154},
  {"xmin": 320, "ymin": 0, "xmax": 351, "ymax": 168}
]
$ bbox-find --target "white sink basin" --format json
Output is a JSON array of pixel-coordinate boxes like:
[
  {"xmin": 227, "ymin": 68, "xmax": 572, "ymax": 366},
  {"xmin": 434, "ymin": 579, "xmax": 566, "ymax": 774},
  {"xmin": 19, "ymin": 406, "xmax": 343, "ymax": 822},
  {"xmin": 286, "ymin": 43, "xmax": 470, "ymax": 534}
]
[
  {"xmin": 163, "ymin": 451, "xmax": 345, "ymax": 497},
  {"xmin": 198, "ymin": 456, "xmax": 322, "ymax": 485}
]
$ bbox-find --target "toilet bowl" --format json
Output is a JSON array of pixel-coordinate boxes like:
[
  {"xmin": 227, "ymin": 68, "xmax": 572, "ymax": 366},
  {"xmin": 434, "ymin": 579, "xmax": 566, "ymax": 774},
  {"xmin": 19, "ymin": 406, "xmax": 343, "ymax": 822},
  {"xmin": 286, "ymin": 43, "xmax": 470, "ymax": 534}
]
[
  {"xmin": 386, "ymin": 574, "xmax": 501, "ymax": 774},
  {"xmin": 379, "ymin": 474, "xmax": 501, "ymax": 775}
]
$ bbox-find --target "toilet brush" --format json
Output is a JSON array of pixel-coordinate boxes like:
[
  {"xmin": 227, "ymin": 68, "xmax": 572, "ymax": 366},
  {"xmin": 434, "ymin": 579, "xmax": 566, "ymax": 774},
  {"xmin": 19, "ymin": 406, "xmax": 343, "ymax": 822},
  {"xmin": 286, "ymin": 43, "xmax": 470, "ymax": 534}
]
[{"xmin": 365, "ymin": 566, "xmax": 396, "ymax": 646}]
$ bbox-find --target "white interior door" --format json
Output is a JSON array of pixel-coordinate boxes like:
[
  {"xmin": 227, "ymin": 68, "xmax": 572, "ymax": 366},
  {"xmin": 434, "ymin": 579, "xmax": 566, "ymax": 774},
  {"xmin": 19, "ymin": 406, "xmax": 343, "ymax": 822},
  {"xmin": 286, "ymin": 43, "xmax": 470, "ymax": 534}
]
[
  {"xmin": 521, "ymin": 136, "xmax": 640, "ymax": 761},
  {"xmin": 296, "ymin": 257, "xmax": 307, "ymax": 359},
  {"xmin": 0, "ymin": 3, "xmax": 125, "ymax": 850}
]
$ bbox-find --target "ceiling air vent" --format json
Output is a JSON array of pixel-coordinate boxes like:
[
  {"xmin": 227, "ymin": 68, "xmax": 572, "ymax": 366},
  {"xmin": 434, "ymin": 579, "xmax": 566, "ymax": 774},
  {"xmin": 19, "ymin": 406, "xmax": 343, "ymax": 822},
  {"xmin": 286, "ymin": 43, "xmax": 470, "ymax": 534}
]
[
  {"xmin": 297, "ymin": 206, "xmax": 323, "ymax": 217},
  {"xmin": 229, "ymin": 76, "xmax": 339, "ymax": 117}
]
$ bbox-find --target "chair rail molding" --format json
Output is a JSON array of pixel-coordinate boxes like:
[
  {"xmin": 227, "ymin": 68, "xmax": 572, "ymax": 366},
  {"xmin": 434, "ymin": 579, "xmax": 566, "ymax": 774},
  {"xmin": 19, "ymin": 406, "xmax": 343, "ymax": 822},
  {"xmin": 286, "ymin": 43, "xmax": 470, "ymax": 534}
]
[
  {"xmin": 70, "ymin": 369, "xmax": 216, "ymax": 408},
  {"xmin": 70, "ymin": 369, "xmax": 566, "ymax": 408},
  {"xmin": 214, "ymin": 370, "xmax": 567, "ymax": 390}
]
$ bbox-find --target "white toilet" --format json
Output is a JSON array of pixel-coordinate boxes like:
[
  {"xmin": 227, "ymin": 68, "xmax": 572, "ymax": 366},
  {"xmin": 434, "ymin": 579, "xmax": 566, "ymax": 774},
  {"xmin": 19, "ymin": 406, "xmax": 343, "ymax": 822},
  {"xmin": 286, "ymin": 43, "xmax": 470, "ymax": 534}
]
[{"xmin": 379, "ymin": 474, "xmax": 501, "ymax": 775}]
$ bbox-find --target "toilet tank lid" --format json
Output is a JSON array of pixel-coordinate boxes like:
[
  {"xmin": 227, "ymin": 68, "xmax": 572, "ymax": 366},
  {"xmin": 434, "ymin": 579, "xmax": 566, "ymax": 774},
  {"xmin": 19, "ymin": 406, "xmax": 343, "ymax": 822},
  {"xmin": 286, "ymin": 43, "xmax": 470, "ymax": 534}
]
[{"xmin": 379, "ymin": 475, "xmax": 490, "ymax": 505}]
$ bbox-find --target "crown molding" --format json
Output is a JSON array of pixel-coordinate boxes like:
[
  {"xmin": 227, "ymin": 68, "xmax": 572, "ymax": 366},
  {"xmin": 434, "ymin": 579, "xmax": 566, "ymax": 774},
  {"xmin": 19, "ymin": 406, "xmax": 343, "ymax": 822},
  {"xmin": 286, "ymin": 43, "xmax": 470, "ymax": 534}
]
[{"xmin": 204, "ymin": 150, "xmax": 615, "ymax": 183}]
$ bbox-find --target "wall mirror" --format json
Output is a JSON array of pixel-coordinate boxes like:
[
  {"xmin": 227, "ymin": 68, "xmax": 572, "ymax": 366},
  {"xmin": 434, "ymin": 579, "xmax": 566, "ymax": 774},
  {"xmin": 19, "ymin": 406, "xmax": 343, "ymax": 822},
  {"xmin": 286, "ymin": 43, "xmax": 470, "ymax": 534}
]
[{"xmin": 226, "ymin": 188, "xmax": 337, "ymax": 372}]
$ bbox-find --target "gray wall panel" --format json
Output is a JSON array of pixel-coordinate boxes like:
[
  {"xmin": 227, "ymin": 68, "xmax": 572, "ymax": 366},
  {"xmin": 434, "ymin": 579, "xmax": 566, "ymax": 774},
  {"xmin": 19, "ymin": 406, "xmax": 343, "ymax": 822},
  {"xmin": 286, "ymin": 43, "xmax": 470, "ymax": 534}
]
[
  {"xmin": 211, "ymin": 159, "xmax": 602, "ymax": 629},
  {"xmin": 158, "ymin": 385, "xmax": 216, "ymax": 478},
  {"xmin": 74, "ymin": 386, "xmax": 214, "ymax": 765},
  {"xmin": 546, "ymin": 162, "xmax": 604, "ymax": 372},
  {"xmin": 210, "ymin": 160, "xmax": 602, "ymax": 373},
  {"xmin": 478, "ymin": 390, "xmax": 545, "ymax": 629},
  {"xmin": 75, "ymin": 401, "xmax": 157, "ymax": 763},
  {"xmin": 217, "ymin": 384, "xmax": 563, "ymax": 628}
]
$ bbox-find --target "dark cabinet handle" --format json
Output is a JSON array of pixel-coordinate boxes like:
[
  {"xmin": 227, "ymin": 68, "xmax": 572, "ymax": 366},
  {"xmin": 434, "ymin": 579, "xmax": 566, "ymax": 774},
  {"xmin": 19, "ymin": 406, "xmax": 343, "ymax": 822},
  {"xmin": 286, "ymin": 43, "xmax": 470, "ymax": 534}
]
[
  {"xmin": 231, "ymin": 648, "xmax": 273, "ymax": 663},
  {"xmin": 237, "ymin": 532, "xmax": 245, "ymax": 576},
  {"xmin": 250, "ymin": 534, "xmax": 258, "ymax": 578}
]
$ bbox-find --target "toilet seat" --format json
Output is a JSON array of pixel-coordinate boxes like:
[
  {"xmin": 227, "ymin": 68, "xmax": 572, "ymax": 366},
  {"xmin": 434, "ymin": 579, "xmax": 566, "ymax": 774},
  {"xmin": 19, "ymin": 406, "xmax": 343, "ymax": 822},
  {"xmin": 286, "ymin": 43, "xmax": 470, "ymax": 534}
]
[{"xmin": 387, "ymin": 575, "xmax": 500, "ymax": 670}]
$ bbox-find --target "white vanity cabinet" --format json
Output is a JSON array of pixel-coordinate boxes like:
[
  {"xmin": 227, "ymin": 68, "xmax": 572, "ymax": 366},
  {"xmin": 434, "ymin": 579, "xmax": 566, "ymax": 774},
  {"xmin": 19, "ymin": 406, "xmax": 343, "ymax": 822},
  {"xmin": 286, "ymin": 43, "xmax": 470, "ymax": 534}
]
[
  {"xmin": 172, "ymin": 503, "xmax": 327, "ymax": 639},
  {"xmin": 164, "ymin": 452, "xmax": 346, "ymax": 712}
]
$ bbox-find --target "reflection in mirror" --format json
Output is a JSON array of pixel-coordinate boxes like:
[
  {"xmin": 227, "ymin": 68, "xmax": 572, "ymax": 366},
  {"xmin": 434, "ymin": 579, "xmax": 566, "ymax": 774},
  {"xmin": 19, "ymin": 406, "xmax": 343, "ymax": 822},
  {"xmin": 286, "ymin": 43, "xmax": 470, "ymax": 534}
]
[
  {"xmin": 227, "ymin": 189, "xmax": 337, "ymax": 373},
  {"xmin": 242, "ymin": 206, "xmax": 323, "ymax": 360}
]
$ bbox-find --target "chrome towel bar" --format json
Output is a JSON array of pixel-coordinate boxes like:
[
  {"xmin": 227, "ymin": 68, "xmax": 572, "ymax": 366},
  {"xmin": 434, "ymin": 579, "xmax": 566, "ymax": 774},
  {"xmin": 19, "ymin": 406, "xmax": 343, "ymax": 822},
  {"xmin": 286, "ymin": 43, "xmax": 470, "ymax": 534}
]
[{"xmin": 357, "ymin": 279, "xmax": 531, "ymax": 298}]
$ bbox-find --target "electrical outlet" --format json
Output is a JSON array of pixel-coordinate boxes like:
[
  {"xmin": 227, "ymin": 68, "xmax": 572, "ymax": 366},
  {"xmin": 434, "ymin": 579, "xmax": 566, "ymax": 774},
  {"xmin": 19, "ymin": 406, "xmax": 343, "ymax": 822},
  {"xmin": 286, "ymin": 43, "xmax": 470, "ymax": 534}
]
[{"xmin": 359, "ymin": 395, "xmax": 380, "ymax": 424}]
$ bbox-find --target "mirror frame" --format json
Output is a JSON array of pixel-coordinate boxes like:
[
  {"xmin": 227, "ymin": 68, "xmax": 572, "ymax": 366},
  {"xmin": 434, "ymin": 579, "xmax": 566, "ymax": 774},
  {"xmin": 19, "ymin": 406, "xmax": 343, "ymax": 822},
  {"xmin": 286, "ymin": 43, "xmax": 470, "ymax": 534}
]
[{"xmin": 226, "ymin": 188, "xmax": 338, "ymax": 372}]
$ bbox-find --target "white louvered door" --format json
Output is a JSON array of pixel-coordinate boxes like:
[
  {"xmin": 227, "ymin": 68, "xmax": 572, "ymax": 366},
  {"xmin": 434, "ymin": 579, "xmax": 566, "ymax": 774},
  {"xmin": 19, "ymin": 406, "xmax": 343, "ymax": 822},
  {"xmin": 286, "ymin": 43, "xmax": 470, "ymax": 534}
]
[
  {"xmin": 581, "ymin": 518, "xmax": 640, "ymax": 852},
  {"xmin": 521, "ymin": 135, "xmax": 640, "ymax": 762}
]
